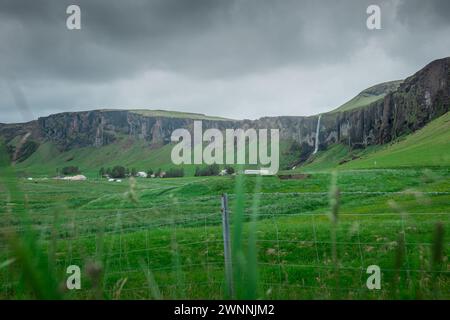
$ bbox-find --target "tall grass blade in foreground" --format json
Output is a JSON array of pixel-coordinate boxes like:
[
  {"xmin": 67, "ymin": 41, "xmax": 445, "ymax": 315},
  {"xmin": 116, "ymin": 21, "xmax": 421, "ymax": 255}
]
[
  {"xmin": 245, "ymin": 174, "xmax": 262, "ymax": 299},
  {"xmin": 231, "ymin": 168, "xmax": 259, "ymax": 299},
  {"xmin": 0, "ymin": 141, "xmax": 62, "ymax": 299},
  {"xmin": 328, "ymin": 171, "xmax": 340, "ymax": 296},
  {"xmin": 430, "ymin": 221, "xmax": 445, "ymax": 298}
]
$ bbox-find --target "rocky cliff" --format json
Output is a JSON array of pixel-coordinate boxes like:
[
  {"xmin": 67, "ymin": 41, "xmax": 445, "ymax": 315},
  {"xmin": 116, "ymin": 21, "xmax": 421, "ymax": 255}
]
[{"xmin": 1, "ymin": 57, "xmax": 449, "ymax": 165}]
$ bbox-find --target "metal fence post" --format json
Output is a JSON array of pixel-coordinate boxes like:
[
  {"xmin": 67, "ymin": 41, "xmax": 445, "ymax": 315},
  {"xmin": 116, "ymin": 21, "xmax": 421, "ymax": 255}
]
[{"xmin": 221, "ymin": 193, "xmax": 234, "ymax": 298}]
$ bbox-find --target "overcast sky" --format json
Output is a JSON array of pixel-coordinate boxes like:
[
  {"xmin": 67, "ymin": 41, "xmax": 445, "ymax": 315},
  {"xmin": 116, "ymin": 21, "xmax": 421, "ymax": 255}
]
[{"xmin": 0, "ymin": 0, "xmax": 449, "ymax": 123}]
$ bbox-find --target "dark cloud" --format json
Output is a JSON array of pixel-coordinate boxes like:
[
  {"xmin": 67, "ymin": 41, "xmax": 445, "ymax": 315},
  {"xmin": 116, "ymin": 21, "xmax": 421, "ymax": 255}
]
[
  {"xmin": 0, "ymin": 0, "xmax": 449, "ymax": 123},
  {"xmin": 396, "ymin": 0, "xmax": 450, "ymax": 27}
]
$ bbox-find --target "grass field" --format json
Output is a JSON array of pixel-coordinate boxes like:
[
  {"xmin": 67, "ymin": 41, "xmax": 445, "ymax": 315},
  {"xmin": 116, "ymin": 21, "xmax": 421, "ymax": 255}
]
[
  {"xmin": 1, "ymin": 167, "xmax": 448, "ymax": 299},
  {"xmin": 1, "ymin": 113, "xmax": 449, "ymax": 300}
]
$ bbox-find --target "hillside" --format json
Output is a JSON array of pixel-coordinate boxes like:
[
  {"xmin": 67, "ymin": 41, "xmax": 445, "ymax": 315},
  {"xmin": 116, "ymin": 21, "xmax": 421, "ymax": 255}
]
[
  {"xmin": 1, "ymin": 57, "xmax": 449, "ymax": 175},
  {"xmin": 331, "ymin": 80, "xmax": 403, "ymax": 113},
  {"xmin": 14, "ymin": 109, "xmax": 450, "ymax": 177},
  {"xmin": 341, "ymin": 111, "xmax": 450, "ymax": 169},
  {"xmin": 14, "ymin": 138, "xmax": 176, "ymax": 177},
  {"xmin": 13, "ymin": 135, "xmax": 301, "ymax": 177},
  {"xmin": 297, "ymin": 111, "xmax": 450, "ymax": 171},
  {"xmin": 129, "ymin": 109, "xmax": 232, "ymax": 121}
]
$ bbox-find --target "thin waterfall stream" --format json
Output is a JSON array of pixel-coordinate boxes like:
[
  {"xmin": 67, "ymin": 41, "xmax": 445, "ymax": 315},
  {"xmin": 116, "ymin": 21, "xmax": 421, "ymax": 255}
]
[{"xmin": 313, "ymin": 114, "xmax": 321, "ymax": 154}]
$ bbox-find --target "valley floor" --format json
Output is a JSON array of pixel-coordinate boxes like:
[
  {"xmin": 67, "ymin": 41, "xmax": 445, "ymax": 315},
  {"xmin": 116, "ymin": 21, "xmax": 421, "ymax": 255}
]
[{"xmin": 0, "ymin": 167, "xmax": 449, "ymax": 299}]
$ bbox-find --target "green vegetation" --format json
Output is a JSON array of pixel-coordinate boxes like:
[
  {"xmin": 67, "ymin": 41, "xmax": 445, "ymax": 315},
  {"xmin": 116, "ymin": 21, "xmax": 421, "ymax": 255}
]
[
  {"xmin": 129, "ymin": 109, "xmax": 232, "ymax": 121},
  {"xmin": 341, "ymin": 112, "xmax": 450, "ymax": 169},
  {"xmin": 194, "ymin": 164, "xmax": 220, "ymax": 176},
  {"xmin": 331, "ymin": 80, "xmax": 402, "ymax": 113},
  {"xmin": 164, "ymin": 167, "xmax": 184, "ymax": 178},
  {"xmin": 224, "ymin": 165, "xmax": 235, "ymax": 175},
  {"xmin": 61, "ymin": 166, "xmax": 81, "ymax": 176},
  {"xmin": 1, "ymin": 112, "xmax": 449, "ymax": 300},
  {"xmin": 294, "ymin": 144, "xmax": 351, "ymax": 172},
  {"xmin": 1, "ymin": 165, "xmax": 448, "ymax": 299},
  {"xmin": 15, "ymin": 138, "xmax": 179, "ymax": 177},
  {"xmin": 5, "ymin": 139, "xmax": 40, "ymax": 163},
  {"xmin": 110, "ymin": 165, "xmax": 126, "ymax": 178},
  {"xmin": 12, "ymin": 128, "xmax": 301, "ymax": 178},
  {"xmin": 293, "ymin": 112, "xmax": 450, "ymax": 172},
  {"xmin": 14, "ymin": 140, "xmax": 40, "ymax": 163}
]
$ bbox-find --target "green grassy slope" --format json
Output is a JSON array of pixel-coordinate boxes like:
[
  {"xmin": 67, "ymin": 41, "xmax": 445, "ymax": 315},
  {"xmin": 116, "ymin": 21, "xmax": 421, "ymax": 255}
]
[
  {"xmin": 331, "ymin": 80, "xmax": 402, "ymax": 113},
  {"xmin": 292, "ymin": 144, "xmax": 351, "ymax": 172},
  {"xmin": 129, "ymin": 109, "xmax": 232, "ymax": 121},
  {"xmin": 15, "ymin": 137, "xmax": 180, "ymax": 177},
  {"xmin": 295, "ymin": 112, "xmax": 449, "ymax": 172},
  {"xmin": 342, "ymin": 112, "xmax": 450, "ymax": 169},
  {"xmin": 15, "ymin": 135, "xmax": 298, "ymax": 177}
]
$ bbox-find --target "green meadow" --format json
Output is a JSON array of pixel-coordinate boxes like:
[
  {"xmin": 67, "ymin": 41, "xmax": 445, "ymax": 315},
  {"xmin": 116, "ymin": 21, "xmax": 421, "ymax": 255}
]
[
  {"xmin": 0, "ymin": 113, "xmax": 449, "ymax": 300},
  {"xmin": 0, "ymin": 169, "xmax": 449, "ymax": 299}
]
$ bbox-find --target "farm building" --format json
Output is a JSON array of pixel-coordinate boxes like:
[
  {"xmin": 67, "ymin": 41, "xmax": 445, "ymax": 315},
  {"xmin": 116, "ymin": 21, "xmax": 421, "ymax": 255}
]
[
  {"xmin": 62, "ymin": 175, "xmax": 87, "ymax": 181},
  {"xmin": 136, "ymin": 171, "xmax": 148, "ymax": 178},
  {"xmin": 244, "ymin": 169, "xmax": 271, "ymax": 175}
]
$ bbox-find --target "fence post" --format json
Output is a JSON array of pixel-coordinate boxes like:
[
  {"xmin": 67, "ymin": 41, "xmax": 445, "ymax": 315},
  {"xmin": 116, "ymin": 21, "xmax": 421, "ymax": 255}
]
[{"xmin": 221, "ymin": 193, "xmax": 234, "ymax": 298}]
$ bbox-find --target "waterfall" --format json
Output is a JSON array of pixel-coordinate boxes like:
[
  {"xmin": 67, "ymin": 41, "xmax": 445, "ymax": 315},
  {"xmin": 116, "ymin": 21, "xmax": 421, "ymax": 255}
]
[{"xmin": 313, "ymin": 114, "xmax": 321, "ymax": 154}]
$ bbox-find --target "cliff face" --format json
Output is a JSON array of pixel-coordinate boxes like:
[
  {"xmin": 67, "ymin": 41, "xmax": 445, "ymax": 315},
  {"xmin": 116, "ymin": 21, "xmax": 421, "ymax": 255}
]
[
  {"xmin": 326, "ymin": 57, "xmax": 450, "ymax": 148},
  {"xmin": 34, "ymin": 110, "xmax": 239, "ymax": 150},
  {"xmin": 249, "ymin": 58, "xmax": 449, "ymax": 155},
  {"xmin": 1, "ymin": 57, "xmax": 449, "ymax": 163}
]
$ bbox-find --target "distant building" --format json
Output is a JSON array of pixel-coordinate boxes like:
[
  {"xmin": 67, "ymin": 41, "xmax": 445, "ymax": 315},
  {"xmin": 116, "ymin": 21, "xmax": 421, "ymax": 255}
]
[
  {"xmin": 136, "ymin": 171, "xmax": 148, "ymax": 178},
  {"xmin": 62, "ymin": 175, "xmax": 87, "ymax": 181},
  {"xmin": 244, "ymin": 169, "xmax": 271, "ymax": 175}
]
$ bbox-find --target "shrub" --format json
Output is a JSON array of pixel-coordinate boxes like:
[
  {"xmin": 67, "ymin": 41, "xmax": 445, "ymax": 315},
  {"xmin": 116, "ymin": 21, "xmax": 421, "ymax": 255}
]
[
  {"xmin": 209, "ymin": 164, "xmax": 220, "ymax": 176},
  {"xmin": 111, "ymin": 166, "xmax": 126, "ymax": 178},
  {"xmin": 194, "ymin": 164, "xmax": 220, "ymax": 176},
  {"xmin": 61, "ymin": 166, "xmax": 80, "ymax": 175},
  {"xmin": 225, "ymin": 165, "xmax": 235, "ymax": 175},
  {"xmin": 164, "ymin": 167, "xmax": 184, "ymax": 178}
]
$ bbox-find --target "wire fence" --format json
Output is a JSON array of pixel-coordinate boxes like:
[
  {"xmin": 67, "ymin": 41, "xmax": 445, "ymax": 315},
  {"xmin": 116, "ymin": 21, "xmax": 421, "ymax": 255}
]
[{"xmin": 1, "ymin": 184, "xmax": 449, "ymax": 300}]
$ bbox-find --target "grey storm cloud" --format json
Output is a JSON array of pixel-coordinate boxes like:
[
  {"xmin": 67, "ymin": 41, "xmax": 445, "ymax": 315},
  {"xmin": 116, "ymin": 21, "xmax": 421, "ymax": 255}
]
[{"xmin": 0, "ymin": 0, "xmax": 449, "ymax": 123}]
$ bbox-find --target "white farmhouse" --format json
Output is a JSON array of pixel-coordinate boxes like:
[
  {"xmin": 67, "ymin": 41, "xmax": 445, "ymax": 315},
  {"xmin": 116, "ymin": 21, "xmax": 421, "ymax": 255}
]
[
  {"xmin": 244, "ymin": 169, "xmax": 271, "ymax": 176},
  {"xmin": 136, "ymin": 171, "xmax": 147, "ymax": 178}
]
